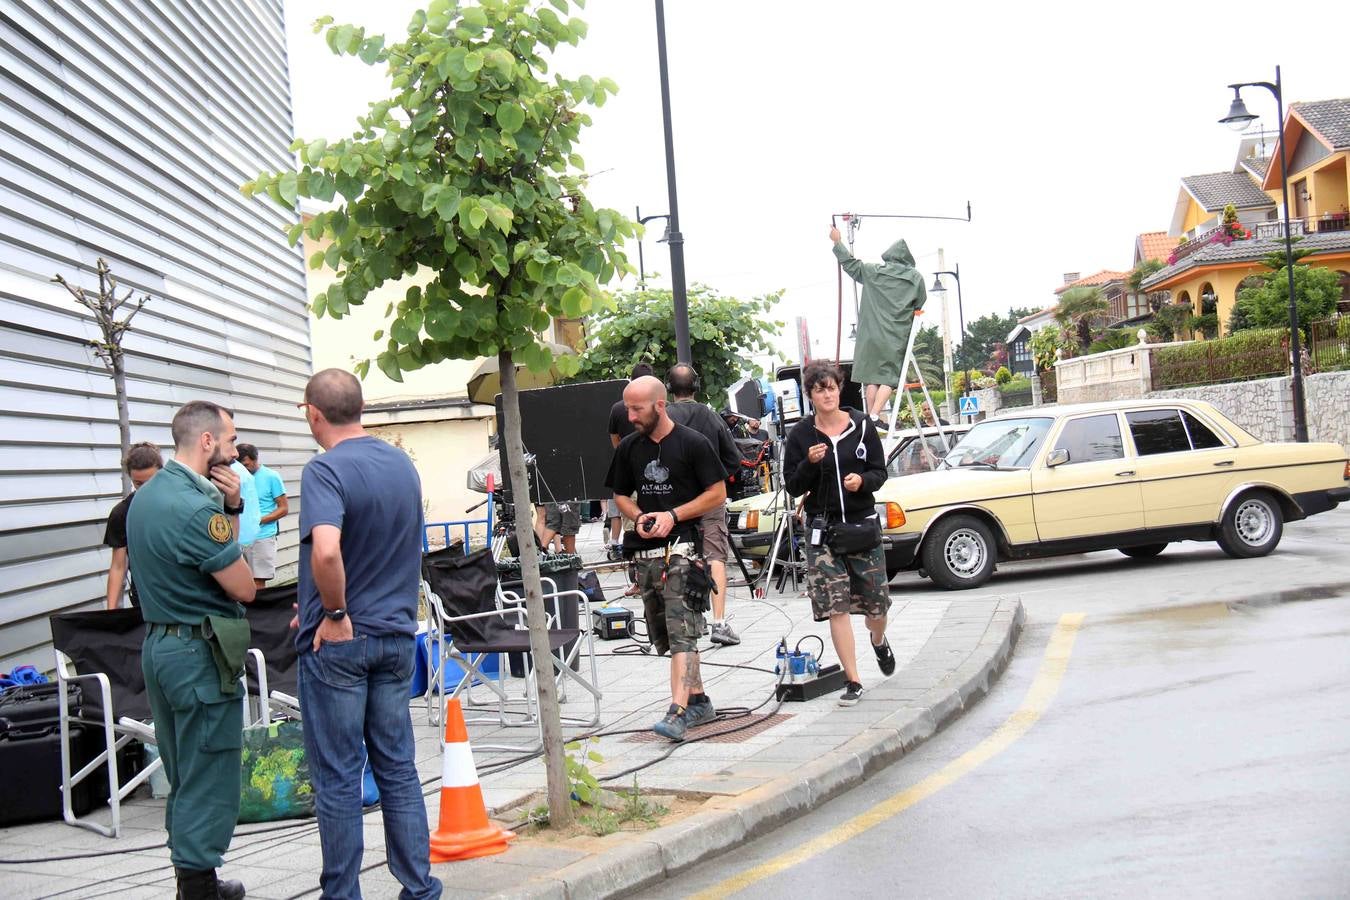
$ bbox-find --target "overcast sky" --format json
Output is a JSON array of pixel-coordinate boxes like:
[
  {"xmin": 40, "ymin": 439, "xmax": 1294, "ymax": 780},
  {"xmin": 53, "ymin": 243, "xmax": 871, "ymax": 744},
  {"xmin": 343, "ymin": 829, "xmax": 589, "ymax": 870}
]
[{"xmin": 284, "ymin": 0, "xmax": 1347, "ymax": 362}]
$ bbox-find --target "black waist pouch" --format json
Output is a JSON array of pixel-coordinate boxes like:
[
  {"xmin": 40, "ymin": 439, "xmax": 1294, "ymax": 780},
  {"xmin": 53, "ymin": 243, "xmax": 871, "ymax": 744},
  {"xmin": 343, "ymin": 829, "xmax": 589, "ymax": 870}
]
[{"xmin": 827, "ymin": 518, "xmax": 882, "ymax": 555}]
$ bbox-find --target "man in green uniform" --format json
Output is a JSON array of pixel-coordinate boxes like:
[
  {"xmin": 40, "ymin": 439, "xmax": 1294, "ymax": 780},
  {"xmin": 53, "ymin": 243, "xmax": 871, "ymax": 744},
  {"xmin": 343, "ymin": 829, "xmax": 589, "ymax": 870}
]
[{"xmin": 127, "ymin": 400, "xmax": 257, "ymax": 900}]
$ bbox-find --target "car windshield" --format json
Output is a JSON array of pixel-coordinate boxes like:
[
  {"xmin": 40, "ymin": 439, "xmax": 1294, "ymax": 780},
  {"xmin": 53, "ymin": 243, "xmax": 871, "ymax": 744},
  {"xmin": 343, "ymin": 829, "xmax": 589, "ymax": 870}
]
[{"xmin": 943, "ymin": 417, "xmax": 1052, "ymax": 470}]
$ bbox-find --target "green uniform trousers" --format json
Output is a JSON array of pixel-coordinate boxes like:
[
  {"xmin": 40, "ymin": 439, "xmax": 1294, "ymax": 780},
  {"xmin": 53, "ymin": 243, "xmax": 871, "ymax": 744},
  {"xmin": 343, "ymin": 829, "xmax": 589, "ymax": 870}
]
[{"xmin": 142, "ymin": 627, "xmax": 243, "ymax": 869}]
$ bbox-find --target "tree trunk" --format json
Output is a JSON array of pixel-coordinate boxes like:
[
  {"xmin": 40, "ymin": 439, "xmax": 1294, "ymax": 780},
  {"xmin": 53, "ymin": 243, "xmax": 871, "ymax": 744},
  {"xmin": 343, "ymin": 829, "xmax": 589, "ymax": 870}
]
[
  {"xmin": 497, "ymin": 349, "xmax": 573, "ymax": 827},
  {"xmin": 112, "ymin": 356, "xmax": 131, "ymax": 495}
]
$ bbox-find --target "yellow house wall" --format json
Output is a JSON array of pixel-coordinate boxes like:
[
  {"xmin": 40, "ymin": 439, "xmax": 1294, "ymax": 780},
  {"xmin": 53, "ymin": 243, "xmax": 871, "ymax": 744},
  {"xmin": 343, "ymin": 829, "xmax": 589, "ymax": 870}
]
[
  {"xmin": 1310, "ymin": 152, "xmax": 1348, "ymax": 217},
  {"xmin": 1168, "ymin": 267, "xmax": 1261, "ymax": 337},
  {"xmin": 1181, "ymin": 199, "xmax": 1206, "ymax": 234},
  {"xmin": 367, "ymin": 417, "xmax": 495, "ymax": 544}
]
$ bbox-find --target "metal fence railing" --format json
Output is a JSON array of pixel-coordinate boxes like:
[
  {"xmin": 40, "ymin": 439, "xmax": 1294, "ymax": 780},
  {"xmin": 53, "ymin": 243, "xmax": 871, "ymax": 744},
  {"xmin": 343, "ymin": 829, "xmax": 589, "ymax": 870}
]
[
  {"xmin": 1039, "ymin": 369, "xmax": 1057, "ymax": 404},
  {"xmin": 1150, "ymin": 342, "xmax": 1287, "ymax": 390},
  {"xmin": 1309, "ymin": 315, "xmax": 1350, "ymax": 373}
]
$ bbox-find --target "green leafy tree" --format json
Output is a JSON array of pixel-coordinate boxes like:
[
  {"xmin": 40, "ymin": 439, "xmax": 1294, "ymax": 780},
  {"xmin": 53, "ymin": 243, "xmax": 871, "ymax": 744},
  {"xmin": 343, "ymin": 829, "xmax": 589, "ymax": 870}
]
[
  {"xmin": 953, "ymin": 307, "xmax": 1035, "ymax": 373},
  {"xmin": 1028, "ymin": 325, "xmax": 1070, "ymax": 372},
  {"xmin": 572, "ymin": 285, "xmax": 783, "ymax": 402},
  {"xmin": 246, "ymin": 0, "xmax": 635, "ymax": 826},
  {"xmin": 1235, "ymin": 248, "xmax": 1341, "ymax": 339},
  {"xmin": 1085, "ymin": 328, "xmax": 1139, "ymax": 354},
  {"xmin": 1054, "ymin": 286, "xmax": 1109, "ymax": 351},
  {"xmin": 1127, "ymin": 258, "xmax": 1165, "ymax": 293}
]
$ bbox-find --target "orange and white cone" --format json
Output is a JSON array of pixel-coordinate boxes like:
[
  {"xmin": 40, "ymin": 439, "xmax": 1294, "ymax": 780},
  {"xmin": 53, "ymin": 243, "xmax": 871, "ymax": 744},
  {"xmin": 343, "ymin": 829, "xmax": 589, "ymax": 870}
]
[{"xmin": 429, "ymin": 698, "xmax": 515, "ymax": 863}]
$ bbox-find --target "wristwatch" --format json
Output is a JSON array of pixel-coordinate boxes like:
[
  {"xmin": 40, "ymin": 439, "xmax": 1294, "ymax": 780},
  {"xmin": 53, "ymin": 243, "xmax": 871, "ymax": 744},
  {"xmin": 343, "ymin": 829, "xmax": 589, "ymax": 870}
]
[
  {"xmin": 223, "ymin": 501, "xmax": 245, "ymax": 516},
  {"xmin": 322, "ymin": 607, "xmax": 347, "ymax": 622}
]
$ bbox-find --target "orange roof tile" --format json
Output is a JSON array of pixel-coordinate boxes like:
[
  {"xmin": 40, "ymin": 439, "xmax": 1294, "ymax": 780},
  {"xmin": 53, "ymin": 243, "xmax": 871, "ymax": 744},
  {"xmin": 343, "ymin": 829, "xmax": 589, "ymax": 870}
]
[
  {"xmin": 1054, "ymin": 269, "xmax": 1129, "ymax": 294},
  {"xmin": 1136, "ymin": 232, "xmax": 1171, "ymax": 265}
]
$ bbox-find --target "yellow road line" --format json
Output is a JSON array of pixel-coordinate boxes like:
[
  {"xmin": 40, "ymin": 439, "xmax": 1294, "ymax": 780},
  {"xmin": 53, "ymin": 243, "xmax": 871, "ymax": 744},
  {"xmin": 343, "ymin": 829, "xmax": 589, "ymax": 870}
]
[{"xmin": 692, "ymin": 612, "xmax": 1086, "ymax": 900}]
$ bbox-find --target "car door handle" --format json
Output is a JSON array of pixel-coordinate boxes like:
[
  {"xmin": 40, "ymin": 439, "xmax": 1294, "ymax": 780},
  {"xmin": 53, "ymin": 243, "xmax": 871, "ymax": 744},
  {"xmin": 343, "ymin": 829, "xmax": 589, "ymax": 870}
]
[
  {"xmin": 1213, "ymin": 460, "xmax": 1234, "ymax": 467},
  {"xmin": 1115, "ymin": 470, "xmax": 1135, "ymax": 477}
]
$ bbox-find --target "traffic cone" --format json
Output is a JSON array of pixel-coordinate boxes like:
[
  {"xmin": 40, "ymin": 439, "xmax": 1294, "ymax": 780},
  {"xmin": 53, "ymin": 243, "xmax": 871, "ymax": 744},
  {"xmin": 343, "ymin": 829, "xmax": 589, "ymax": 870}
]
[{"xmin": 429, "ymin": 698, "xmax": 515, "ymax": 862}]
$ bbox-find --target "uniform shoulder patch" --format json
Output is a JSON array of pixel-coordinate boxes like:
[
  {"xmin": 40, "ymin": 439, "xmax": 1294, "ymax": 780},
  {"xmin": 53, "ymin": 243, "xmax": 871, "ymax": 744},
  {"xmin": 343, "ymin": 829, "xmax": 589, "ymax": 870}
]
[{"xmin": 207, "ymin": 513, "xmax": 232, "ymax": 543}]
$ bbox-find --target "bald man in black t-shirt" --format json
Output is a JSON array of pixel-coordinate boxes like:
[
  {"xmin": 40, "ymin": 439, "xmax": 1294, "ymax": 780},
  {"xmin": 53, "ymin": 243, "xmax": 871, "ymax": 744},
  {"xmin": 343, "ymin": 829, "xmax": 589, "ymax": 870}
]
[{"xmin": 606, "ymin": 376, "xmax": 725, "ymax": 742}]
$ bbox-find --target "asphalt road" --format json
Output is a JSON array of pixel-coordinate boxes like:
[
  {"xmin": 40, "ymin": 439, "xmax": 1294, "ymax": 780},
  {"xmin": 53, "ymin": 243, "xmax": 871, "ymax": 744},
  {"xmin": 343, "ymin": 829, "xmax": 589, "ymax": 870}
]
[{"xmin": 645, "ymin": 507, "xmax": 1350, "ymax": 899}]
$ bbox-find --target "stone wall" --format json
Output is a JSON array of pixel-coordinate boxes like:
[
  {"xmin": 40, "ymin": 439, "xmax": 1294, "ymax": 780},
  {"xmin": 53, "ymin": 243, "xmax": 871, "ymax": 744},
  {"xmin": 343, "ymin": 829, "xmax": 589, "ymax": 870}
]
[{"xmin": 1306, "ymin": 371, "xmax": 1350, "ymax": 450}]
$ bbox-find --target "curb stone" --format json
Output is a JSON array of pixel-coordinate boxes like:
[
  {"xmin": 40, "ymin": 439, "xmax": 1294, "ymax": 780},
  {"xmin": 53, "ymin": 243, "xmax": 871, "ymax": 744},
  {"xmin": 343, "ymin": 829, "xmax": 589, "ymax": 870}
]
[{"xmin": 489, "ymin": 598, "xmax": 1025, "ymax": 899}]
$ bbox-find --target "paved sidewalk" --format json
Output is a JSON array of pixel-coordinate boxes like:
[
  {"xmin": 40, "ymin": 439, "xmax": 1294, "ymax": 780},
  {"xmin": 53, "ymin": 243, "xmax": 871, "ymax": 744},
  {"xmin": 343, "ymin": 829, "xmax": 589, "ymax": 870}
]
[{"xmin": 0, "ymin": 520, "xmax": 1022, "ymax": 899}]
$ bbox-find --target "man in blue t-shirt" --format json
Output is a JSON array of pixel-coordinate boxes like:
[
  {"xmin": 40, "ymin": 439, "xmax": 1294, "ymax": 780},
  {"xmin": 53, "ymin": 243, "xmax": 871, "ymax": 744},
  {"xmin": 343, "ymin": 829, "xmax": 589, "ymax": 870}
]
[
  {"xmin": 294, "ymin": 368, "xmax": 441, "ymax": 900},
  {"xmin": 237, "ymin": 443, "xmax": 288, "ymax": 588}
]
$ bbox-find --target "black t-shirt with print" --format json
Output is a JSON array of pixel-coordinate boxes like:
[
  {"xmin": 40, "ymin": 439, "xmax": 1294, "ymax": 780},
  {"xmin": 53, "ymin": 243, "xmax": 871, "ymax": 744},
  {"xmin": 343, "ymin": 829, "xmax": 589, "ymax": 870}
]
[
  {"xmin": 605, "ymin": 422, "xmax": 724, "ymax": 532},
  {"xmin": 608, "ymin": 399, "xmax": 635, "ymax": 439}
]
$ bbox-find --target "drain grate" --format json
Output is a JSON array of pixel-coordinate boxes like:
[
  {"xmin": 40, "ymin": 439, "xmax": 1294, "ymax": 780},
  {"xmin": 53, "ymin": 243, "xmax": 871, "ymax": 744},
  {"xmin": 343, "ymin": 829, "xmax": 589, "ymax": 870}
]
[{"xmin": 625, "ymin": 712, "xmax": 793, "ymax": 744}]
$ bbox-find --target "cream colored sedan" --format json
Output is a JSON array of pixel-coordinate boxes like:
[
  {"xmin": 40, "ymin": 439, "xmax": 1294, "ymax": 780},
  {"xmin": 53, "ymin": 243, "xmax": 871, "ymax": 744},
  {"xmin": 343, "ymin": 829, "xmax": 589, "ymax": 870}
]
[{"xmin": 881, "ymin": 399, "xmax": 1350, "ymax": 589}]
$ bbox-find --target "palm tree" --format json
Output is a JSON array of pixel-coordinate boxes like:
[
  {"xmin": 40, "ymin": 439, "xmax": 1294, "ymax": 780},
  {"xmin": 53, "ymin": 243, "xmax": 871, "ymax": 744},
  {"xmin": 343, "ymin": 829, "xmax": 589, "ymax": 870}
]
[{"xmin": 1055, "ymin": 287, "xmax": 1109, "ymax": 352}]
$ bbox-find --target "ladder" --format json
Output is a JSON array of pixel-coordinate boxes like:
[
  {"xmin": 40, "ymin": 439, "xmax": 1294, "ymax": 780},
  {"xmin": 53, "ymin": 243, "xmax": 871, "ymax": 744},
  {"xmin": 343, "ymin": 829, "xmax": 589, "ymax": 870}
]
[{"xmin": 882, "ymin": 309, "xmax": 953, "ymax": 455}]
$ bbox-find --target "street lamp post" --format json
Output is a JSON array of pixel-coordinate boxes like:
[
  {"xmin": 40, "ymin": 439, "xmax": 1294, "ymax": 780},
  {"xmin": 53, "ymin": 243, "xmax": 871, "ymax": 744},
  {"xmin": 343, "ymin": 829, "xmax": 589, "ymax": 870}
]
[
  {"xmin": 1219, "ymin": 65, "xmax": 1308, "ymax": 442},
  {"xmin": 634, "ymin": 206, "xmax": 670, "ymax": 290},
  {"xmin": 653, "ymin": 0, "xmax": 691, "ymax": 364},
  {"xmin": 930, "ymin": 264, "xmax": 970, "ymax": 417}
]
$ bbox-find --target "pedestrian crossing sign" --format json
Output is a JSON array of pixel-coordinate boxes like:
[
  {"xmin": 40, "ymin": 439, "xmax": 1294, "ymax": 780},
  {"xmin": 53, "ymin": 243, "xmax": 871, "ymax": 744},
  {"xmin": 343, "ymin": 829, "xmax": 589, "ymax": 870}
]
[{"xmin": 959, "ymin": 395, "xmax": 980, "ymax": 416}]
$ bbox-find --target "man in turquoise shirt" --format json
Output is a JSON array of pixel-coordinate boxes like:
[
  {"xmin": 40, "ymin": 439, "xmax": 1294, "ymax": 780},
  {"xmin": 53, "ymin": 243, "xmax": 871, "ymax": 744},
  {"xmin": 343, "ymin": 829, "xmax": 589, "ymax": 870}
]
[{"xmin": 237, "ymin": 444, "xmax": 287, "ymax": 588}]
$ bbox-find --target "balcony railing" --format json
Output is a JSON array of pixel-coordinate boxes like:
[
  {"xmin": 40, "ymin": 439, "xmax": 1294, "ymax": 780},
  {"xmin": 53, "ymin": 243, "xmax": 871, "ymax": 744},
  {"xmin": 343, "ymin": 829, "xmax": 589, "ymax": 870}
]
[{"xmin": 1168, "ymin": 214, "xmax": 1350, "ymax": 265}]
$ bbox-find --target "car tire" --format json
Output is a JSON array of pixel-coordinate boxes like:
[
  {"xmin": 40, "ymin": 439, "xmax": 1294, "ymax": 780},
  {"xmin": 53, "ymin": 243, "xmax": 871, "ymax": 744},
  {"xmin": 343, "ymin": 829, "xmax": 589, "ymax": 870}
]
[
  {"xmin": 1119, "ymin": 543, "xmax": 1167, "ymax": 559},
  {"xmin": 1216, "ymin": 490, "xmax": 1284, "ymax": 559},
  {"xmin": 921, "ymin": 515, "xmax": 996, "ymax": 590}
]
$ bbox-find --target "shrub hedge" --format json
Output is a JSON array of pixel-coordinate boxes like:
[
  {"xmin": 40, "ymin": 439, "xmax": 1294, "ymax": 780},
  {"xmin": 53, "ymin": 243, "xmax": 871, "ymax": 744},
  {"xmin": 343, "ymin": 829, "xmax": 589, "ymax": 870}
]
[{"xmin": 1152, "ymin": 328, "xmax": 1287, "ymax": 389}]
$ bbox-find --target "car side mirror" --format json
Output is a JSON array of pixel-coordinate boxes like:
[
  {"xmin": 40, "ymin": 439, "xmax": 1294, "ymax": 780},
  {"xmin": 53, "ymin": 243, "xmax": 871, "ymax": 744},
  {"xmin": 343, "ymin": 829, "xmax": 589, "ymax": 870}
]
[{"xmin": 1046, "ymin": 448, "xmax": 1070, "ymax": 467}]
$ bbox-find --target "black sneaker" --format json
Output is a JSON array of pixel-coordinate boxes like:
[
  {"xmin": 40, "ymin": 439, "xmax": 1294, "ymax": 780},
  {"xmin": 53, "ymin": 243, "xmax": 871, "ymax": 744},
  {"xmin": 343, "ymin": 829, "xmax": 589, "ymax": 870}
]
[
  {"xmin": 838, "ymin": 682, "xmax": 863, "ymax": 707},
  {"xmin": 873, "ymin": 638, "xmax": 896, "ymax": 676},
  {"xmin": 870, "ymin": 416, "xmax": 889, "ymax": 433},
  {"xmin": 652, "ymin": 703, "xmax": 688, "ymax": 741}
]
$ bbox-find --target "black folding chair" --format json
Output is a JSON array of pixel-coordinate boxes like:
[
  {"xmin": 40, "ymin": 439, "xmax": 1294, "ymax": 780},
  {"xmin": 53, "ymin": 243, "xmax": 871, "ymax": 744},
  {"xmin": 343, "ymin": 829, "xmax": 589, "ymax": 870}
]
[
  {"xmin": 421, "ymin": 548, "xmax": 600, "ymax": 750},
  {"xmin": 50, "ymin": 608, "xmax": 269, "ymax": 837}
]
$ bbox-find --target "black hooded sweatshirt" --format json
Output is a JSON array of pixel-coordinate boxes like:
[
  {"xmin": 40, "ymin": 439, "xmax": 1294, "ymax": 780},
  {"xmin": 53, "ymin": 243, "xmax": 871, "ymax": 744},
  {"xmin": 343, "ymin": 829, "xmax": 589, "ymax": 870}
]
[{"xmin": 782, "ymin": 407, "xmax": 887, "ymax": 522}]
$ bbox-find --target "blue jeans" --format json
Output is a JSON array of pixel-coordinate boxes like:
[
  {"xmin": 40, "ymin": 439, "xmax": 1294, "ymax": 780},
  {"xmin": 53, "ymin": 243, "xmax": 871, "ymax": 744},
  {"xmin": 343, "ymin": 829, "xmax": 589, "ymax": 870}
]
[{"xmin": 298, "ymin": 634, "xmax": 441, "ymax": 900}]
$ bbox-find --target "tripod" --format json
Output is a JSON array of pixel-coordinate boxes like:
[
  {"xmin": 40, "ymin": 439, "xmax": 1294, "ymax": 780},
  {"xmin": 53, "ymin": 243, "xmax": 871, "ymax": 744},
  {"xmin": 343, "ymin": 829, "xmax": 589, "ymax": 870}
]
[{"xmin": 754, "ymin": 450, "xmax": 805, "ymax": 597}]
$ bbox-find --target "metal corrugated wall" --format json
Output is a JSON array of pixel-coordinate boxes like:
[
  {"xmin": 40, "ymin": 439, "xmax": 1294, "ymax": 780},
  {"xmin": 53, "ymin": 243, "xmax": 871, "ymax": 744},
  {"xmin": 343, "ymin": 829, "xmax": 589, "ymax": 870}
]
[{"xmin": 0, "ymin": 0, "xmax": 312, "ymax": 672}]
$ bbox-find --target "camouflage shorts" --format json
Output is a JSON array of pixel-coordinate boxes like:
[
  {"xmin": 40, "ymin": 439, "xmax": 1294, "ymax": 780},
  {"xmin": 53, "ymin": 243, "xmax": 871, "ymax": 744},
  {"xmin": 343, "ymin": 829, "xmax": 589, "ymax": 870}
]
[
  {"xmin": 804, "ymin": 541, "xmax": 890, "ymax": 622},
  {"xmin": 635, "ymin": 555, "xmax": 706, "ymax": 655}
]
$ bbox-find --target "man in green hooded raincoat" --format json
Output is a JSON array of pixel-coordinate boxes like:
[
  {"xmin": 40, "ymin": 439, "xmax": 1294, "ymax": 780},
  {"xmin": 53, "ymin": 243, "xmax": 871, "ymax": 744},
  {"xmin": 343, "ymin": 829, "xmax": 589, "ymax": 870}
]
[{"xmin": 829, "ymin": 227, "xmax": 927, "ymax": 427}]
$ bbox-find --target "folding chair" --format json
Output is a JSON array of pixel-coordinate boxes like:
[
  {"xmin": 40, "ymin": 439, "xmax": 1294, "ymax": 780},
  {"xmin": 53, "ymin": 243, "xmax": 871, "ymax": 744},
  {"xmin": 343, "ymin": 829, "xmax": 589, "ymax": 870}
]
[
  {"xmin": 50, "ymin": 609, "xmax": 273, "ymax": 837},
  {"xmin": 243, "ymin": 583, "xmax": 302, "ymax": 718},
  {"xmin": 421, "ymin": 548, "xmax": 601, "ymax": 751}
]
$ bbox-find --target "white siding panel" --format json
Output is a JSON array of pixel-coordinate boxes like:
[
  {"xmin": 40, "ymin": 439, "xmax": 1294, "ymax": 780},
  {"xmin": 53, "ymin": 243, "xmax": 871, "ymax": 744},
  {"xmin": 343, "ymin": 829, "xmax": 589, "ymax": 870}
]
[{"xmin": 0, "ymin": 0, "xmax": 313, "ymax": 671}]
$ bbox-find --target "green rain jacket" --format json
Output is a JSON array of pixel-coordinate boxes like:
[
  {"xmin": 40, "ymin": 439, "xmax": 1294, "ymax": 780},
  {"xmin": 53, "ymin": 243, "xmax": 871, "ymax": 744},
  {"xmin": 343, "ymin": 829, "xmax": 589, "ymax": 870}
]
[{"xmin": 832, "ymin": 239, "xmax": 927, "ymax": 386}]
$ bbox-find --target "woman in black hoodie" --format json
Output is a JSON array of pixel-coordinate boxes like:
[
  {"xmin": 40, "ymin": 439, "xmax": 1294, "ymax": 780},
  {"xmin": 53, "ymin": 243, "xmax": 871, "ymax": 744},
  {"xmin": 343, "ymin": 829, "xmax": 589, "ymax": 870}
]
[{"xmin": 782, "ymin": 360, "xmax": 893, "ymax": 706}]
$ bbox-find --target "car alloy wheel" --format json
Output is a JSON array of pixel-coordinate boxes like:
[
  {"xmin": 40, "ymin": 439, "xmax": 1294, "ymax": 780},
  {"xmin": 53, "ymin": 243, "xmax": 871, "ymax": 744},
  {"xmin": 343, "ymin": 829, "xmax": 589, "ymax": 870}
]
[
  {"xmin": 921, "ymin": 514, "xmax": 996, "ymax": 590},
  {"xmin": 1233, "ymin": 498, "xmax": 1275, "ymax": 546},
  {"xmin": 944, "ymin": 528, "xmax": 987, "ymax": 578},
  {"xmin": 1216, "ymin": 490, "xmax": 1283, "ymax": 559}
]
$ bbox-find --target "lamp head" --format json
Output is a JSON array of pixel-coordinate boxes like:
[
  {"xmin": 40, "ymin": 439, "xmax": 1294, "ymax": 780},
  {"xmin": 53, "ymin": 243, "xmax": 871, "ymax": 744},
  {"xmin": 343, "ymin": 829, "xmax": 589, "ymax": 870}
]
[
  {"xmin": 656, "ymin": 222, "xmax": 671, "ymax": 244},
  {"xmin": 1219, "ymin": 88, "xmax": 1257, "ymax": 132},
  {"xmin": 930, "ymin": 274, "xmax": 947, "ymax": 295}
]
